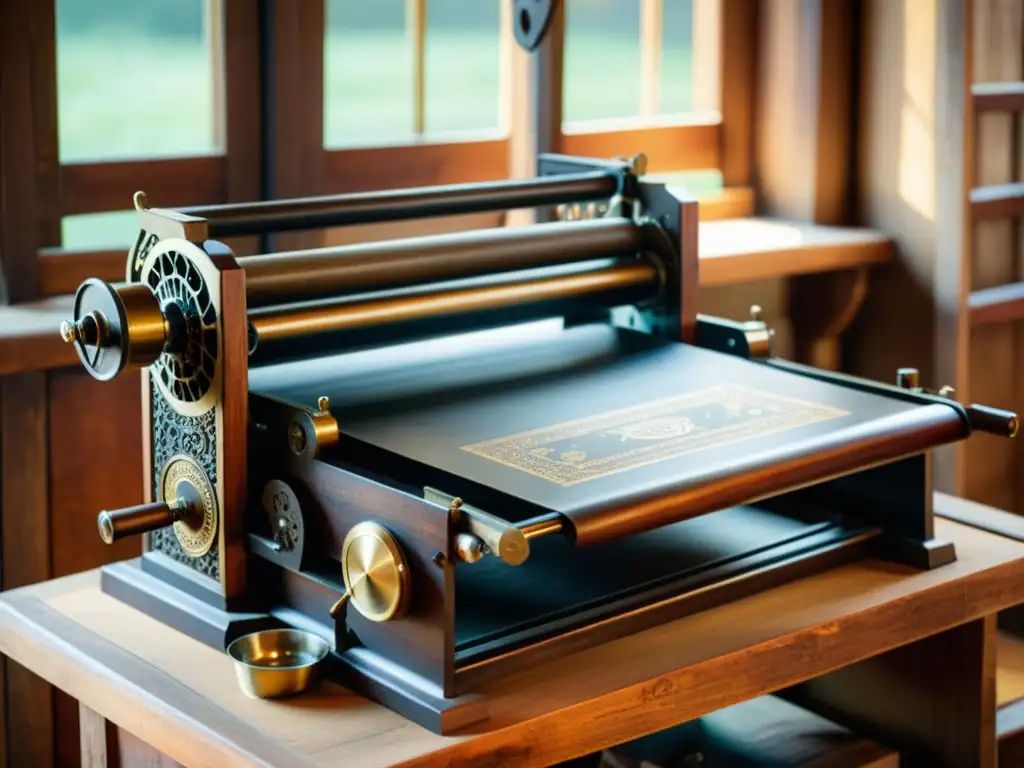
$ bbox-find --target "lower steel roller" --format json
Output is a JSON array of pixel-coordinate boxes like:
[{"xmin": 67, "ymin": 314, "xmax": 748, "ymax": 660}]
[
  {"xmin": 239, "ymin": 217, "xmax": 642, "ymax": 308},
  {"xmin": 247, "ymin": 258, "xmax": 662, "ymax": 362},
  {"xmin": 59, "ymin": 250, "xmax": 663, "ymax": 379}
]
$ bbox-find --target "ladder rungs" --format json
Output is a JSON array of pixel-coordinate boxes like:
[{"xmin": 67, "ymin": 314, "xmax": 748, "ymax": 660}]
[
  {"xmin": 968, "ymin": 282, "xmax": 1024, "ymax": 326},
  {"xmin": 971, "ymin": 183, "xmax": 1024, "ymax": 221},
  {"xmin": 973, "ymin": 81, "xmax": 1024, "ymax": 112}
]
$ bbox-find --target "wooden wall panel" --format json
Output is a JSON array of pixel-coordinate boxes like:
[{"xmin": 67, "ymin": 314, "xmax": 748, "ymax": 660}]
[
  {"xmin": 265, "ymin": 0, "xmax": 325, "ymax": 253},
  {"xmin": 846, "ymin": 0, "xmax": 973, "ymax": 497},
  {"xmin": 718, "ymin": 0, "xmax": 758, "ymax": 188},
  {"xmin": 47, "ymin": 371, "xmax": 145, "ymax": 768},
  {"xmin": 1, "ymin": 375, "xmax": 53, "ymax": 768},
  {"xmin": 753, "ymin": 0, "xmax": 862, "ymax": 371},
  {"xmin": 966, "ymin": 0, "xmax": 1021, "ymax": 512},
  {"xmin": 755, "ymin": 0, "xmax": 855, "ymax": 224},
  {"xmin": 1, "ymin": 1, "xmax": 60, "ymax": 764},
  {"xmin": 48, "ymin": 371, "xmax": 144, "ymax": 579}
]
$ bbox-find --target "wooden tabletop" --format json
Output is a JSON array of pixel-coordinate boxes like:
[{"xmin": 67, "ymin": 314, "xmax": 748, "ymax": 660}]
[{"xmin": 1, "ymin": 517, "xmax": 1023, "ymax": 768}]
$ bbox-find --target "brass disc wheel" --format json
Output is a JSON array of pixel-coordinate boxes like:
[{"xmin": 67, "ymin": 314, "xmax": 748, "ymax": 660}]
[
  {"xmin": 160, "ymin": 455, "xmax": 218, "ymax": 557},
  {"xmin": 340, "ymin": 521, "xmax": 411, "ymax": 622}
]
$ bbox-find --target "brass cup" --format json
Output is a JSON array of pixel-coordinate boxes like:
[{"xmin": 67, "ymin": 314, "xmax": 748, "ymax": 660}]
[{"xmin": 226, "ymin": 628, "xmax": 330, "ymax": 699}]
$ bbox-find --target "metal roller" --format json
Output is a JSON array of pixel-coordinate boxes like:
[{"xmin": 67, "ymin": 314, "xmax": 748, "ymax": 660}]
[
  {"xmin": 183, "ymin": 171, "xmax": 620, "ymax": 238},
  {"xmin": 59, "ymin": 229, "xmax": 662, "ymax": 378},
  {"xmin": 239, "ymin": 218, "xmax": 642, "ymax": 308},
  {"xmin": 248, "ymin": 258, "xmax": 661, "ymax": 357}
]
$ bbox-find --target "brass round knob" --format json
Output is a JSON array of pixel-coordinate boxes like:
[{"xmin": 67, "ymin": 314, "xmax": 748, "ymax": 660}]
[
  {"xmin": 896, "ymin": 367, "xmax": 920, "ymax": 390},
  {"xmin": 62, "ymin": 278, "xmax": 169, "ymax": 382},
  {"xmin": 340, "ymin": 521, "xmax": 411, "ymax": 623}
]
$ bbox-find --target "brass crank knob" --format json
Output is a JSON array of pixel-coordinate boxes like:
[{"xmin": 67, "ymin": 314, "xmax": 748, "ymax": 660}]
[
  {"xmin": 97, "ymin": 456, "xmax": 218, "ymax": 558},
  {"xmin": 61, "ymin": 278, "xmax": 180, "ymax": 382},
  {"xmin": 98, "ymin": 499, "xmax": 192, "ymax": 544},
  {"xmin": 339, "ymin": 521, "xmax": 411, "ymax": 623}
]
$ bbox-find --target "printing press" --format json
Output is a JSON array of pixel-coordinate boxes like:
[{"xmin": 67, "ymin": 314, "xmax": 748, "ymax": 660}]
[{"xmin": 59, "ymin": 154, "xmax": 1020, "ymax": 733}]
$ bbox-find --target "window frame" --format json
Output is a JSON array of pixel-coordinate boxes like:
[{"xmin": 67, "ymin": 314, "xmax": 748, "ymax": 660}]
[{"xmin": 36, "ymin": 0, "xmax": 757, "ymax": 296}]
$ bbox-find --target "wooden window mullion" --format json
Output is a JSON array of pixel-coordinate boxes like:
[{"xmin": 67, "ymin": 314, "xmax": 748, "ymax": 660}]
[
  {"xmin": 640, "ymin": 0, "xmax": 664, "ymax": 117},
  {"xmin": 407, "ymin": 0, "xmax": 427, "ymax": 136}
]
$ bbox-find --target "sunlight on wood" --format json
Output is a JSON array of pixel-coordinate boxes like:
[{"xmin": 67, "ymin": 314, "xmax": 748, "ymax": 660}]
[
  {"xmin": 897, "ymin": 0, "xmax": 937, "ymax": 223},
  {"xmin": 998, "ymin": 633, "xmax": 1024, "ymax": 708},
  {"xmin": 639, "ymin": 0, "xmax": 663, "ymax": 116},
  {"xmin": 699, "ymin": 219, "xmax": 892, "ymax": 286}
]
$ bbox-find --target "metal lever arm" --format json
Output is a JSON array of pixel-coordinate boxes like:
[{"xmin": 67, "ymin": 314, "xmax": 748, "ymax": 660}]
[{"xmin": 97, "ymin": 499, "xmax": 192, "ymax": 545}]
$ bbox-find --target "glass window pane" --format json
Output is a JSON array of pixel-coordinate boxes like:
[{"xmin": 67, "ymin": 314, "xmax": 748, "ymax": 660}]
[
  {"xmin": 644, "ymin": 168, "xmax": 722, "ymax": 197},
  {"xmin": 56, "ymin": 0, "xmax": 216, "ymax": 162},
  {"xmin": 324, "ymin": 1, "xmax": 501, "ymax": 146},
  {"xmin": 324, "ymin": 0, "xmax": 413, "ymax": 147},
  {"xmin": 564, "ymin": 0, "xmax": 641, "ymax": 123},
  {"xmin": 660, "ymin": 0, "xmax": 694, "ymax": 114},
  {"xmin": 425, "ymin": 0, "xmax": 500, "ymax": 135},
  {"xmin": 61, "ymin": 211, "xmax": 138, "ymax": 250}
]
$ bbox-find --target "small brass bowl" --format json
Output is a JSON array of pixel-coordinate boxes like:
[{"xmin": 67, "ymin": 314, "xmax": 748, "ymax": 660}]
[{"xmin": 227, "ymin": 628, "xmax": 330, "ymax": 699}]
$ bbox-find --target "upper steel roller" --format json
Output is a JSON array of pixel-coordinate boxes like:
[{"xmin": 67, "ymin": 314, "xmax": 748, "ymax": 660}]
[{"xmin": 58, "ymin": 216, "xmax": 663, "ymax": 381}]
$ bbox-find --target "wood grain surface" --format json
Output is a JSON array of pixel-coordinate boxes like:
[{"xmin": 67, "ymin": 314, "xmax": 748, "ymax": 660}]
[{"xmin": 0, "ymin": 518, "xmax": 1021, "ymax": 767}]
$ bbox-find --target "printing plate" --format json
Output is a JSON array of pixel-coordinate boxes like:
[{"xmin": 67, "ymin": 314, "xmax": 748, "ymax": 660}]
[{"xmin": 250, "ymin": 321, "xmax": 962, "ymax": 540}]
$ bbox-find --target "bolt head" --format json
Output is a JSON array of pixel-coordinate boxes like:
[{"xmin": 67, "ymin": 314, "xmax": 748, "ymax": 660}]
[
  {"xmin": 289, "ymin": 423, "xmax": 308, "ymax": 454},
  {"xmin": 60, "ymin": 321, "xmax": 77, "ymax": 343}
]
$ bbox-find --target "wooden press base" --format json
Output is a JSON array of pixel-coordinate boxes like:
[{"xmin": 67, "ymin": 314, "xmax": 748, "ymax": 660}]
[
  {"xmin": 99, "ymin": 522, "xmax": 896, "ymax": 735},
  {"xmin": 100, "ymin": 560, "xmax": 488, "ymax": 734}
]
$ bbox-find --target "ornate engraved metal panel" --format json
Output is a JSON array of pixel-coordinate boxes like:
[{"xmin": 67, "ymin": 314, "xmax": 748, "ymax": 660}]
[{"xmin": 150, "ymin": 381, "xmax": 220, "ymax": 581}]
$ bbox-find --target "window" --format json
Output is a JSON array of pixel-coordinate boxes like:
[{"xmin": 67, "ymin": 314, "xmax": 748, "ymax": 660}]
[
  {"xmin": 564, "ymin": 0, "xmax": 647, "ymax": 122},
  {"xmin": 56, "ymin": 0, "xmax": 217, "ymax": 162},
  {"xmin": 560, "ymin": 0, "xmax": 730, "ymax": 196},
  {"xmin": 35, "ymin": 0, "xmax": 755, "ymax": 296},
  {"xmin": 56, "ymin": 0, "xmax": 222, "ymax": 250},
  {"xmin": 324, "ymin": 0, "xmax": 502, "ymax": 145}
]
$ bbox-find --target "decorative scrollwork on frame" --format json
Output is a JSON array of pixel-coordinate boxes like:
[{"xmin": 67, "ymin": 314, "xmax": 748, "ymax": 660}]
[{"xmin": 150, "ymin": 381, "xmax": 220, "ymax": 581}]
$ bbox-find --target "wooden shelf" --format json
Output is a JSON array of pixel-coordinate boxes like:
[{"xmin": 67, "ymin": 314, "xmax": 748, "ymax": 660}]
[
  {"xmin": 39, "ymin": 247, "xmax": 124, "ymax": 297},
  {"xmin": 697, "ymin": 187, "xmax": 756, "ymax": 221},
  {"xmin": 973, "ymin": 82, "xmax": 1024, "ymax": 113},
  {"xmin": 698, "ymin": 218, "xmax": 892, "ymax": 286},
  {"xmin": 971, "ymin": 182, "xmax": 1024, "ymax": 220},
  {"xmin": 968, "ymin": 282, "xmax": 1024, "ymax": 326},
  {"xmin": 0, "ymin": 297, "xmax": 77, "ymax": 376}
]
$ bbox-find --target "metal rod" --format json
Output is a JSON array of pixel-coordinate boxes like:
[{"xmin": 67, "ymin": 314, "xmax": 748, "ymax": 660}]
[
  {"xmin": 181, "ymin": 171, "xmax": 620, "ymax": 238},
  {"xmin": 249, "ymin": 259, "xmax": 660, "ymax": 346},
  {"xmin": 239, "ymin": 217, "xmax": 641, "ymax": 307},
  {"xmin": 517, "ymin": 514, "xmax": 565, "ymax": 540}
]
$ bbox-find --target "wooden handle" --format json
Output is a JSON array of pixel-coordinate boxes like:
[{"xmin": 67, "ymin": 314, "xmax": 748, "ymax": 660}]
[{"xmin": 97, "ymin": 500, "xmax": 188, "ymax": 545}]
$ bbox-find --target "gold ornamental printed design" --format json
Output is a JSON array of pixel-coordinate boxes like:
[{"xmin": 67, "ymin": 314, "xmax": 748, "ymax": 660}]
[
  {"xmin": 160, "ymin": 455, "xmax": 219, "ymax": 557},
  {"xmin": 461, "ymin": 384, "xmax": 850, "ymax": 487}
]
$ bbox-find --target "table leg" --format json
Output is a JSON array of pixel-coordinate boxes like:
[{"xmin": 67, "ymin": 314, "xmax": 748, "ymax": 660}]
[
  {"xmin": 79, "ymin": 703, "xmax": 114, "ymax": 768},
  {"xmin": 79, "ymin": 703, "xmax": 180, "ymax": 768},
  {"xmin": 786, "ymin": 615, "xmax": 997, "ymax": 767}
]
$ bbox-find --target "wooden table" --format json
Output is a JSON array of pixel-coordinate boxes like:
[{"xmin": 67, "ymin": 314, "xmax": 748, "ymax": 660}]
[{"xmin": 1, "ymin": 517, "xmax": 1022, "ymax": 768}]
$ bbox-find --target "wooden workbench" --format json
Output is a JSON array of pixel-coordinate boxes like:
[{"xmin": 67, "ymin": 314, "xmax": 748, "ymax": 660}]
[{"xmin": 1, "ymin": 517, "xmax": 1022, "ymax": 768}]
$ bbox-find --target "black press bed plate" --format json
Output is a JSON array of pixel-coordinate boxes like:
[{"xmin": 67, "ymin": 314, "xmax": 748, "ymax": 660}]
[{"xmin": 250, "ymin": 321, "xmax": 961, "ymax": 534}]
